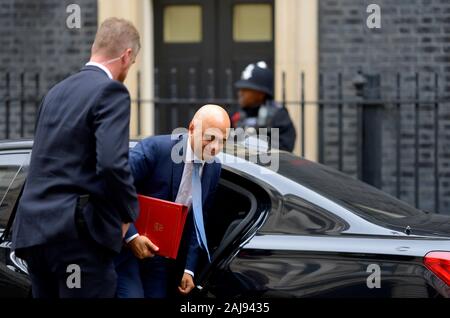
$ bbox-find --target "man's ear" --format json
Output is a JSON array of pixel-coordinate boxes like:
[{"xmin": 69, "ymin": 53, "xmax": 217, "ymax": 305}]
[
  {"xmin": 188, "ymin": 121, "xmax": 194, "ymax": 134},
  {"xmin": 123, "ymin": 48, "xmax": 133, "ymax": 64}
]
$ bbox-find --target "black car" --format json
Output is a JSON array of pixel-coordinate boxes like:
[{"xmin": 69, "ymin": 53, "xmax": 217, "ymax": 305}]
[{"xmin": 0, "ymin": 139, "xmax": 449, "ymax": 298}]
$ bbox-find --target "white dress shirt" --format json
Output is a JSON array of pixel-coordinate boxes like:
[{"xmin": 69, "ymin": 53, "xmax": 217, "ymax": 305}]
[
  {"xmin": 85, "ymin": 61, "xmax": 113, "ymax": 80},
  {"xmin": 175, "ymin": 138, "xmax": 204, "ymax": 208}
]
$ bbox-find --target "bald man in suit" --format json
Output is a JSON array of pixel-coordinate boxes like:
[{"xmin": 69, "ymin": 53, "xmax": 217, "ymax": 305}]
[{"xmin": 116, "ymin": 105, "xmax": 230, "ymax": 298}]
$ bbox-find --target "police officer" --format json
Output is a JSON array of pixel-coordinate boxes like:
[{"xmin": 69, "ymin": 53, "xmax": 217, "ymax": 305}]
[{"xmin": 231, "ymin": 61, "xmax": 296, "ymax": 152}]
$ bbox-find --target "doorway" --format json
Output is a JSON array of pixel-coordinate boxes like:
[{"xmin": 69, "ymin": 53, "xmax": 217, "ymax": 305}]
[{"xmin": 153, "ymin": 0, "xmax": 275, "ymax": 133}]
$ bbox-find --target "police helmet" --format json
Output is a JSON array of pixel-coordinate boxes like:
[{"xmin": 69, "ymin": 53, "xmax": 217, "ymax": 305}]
[{"xmin": 235, "ymin": 61, "xmax": 274, "ymax": 98}]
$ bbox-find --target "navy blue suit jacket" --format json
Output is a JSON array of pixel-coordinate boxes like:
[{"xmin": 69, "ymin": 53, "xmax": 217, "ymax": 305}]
[
  {"xmin": 123, "ymin": 134, "xmax": 221, "ymax": 273},
  {"xmin": 12, "ymin": 66, "xmax": 139, "ymax": 253}
]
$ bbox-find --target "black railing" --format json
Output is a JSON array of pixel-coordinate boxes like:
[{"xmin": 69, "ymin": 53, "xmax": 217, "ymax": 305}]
[
  {"xmin": 1, "ymin": 72, "xmax": 41, "ymax": 139},
  {"xmin": 1, "ymin": 70, "xmax": 449, "ymax": 214}
]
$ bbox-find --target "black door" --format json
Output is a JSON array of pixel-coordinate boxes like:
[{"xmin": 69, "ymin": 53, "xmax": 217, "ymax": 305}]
[{"xmin": 154, "ymin": 0, "xmax": 275, "ymax": 134}]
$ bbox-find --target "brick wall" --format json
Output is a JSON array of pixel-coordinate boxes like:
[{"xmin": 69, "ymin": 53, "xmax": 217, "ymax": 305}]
[
  {"xmin": 319, "ymin": 0, "xmax": 450, "ymax": 214},
  {"xmin": 0, "ymin": 0, "xmax": 97, "ymax": 138}
]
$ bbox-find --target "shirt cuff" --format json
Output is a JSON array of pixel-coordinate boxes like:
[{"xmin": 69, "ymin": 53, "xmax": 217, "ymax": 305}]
[
  {"xmin": 125, "ymin": 233, "xmax": 139, "ymax": 244},
  {"xmin": 184, "ymin": 269, "xmax": 194, "ymax": 278}
]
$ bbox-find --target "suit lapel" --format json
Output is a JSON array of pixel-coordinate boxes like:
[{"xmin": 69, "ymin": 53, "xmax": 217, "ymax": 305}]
[{"xmin": 171, "ymin": 134, "xmax": 187, "ymax": 201}]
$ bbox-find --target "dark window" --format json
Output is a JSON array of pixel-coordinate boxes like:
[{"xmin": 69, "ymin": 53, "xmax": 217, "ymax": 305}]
[
  {"xmin": 207, "ymin": 178, "xmax": 252, "ymax": 251},
  {"xmin": 264, "ymin": 195, "xmax": 349, "ymax": 235},
  {"xmin": 271, "ymin": 153, "xmax": 424, "ymax": 225},
  {"xmin": 224, "ymin": 148, "xmax": 424, "ymax": 226},
  {"xmin": 0, "ymin": 153, "xmax": 28, "ymax": 229}
]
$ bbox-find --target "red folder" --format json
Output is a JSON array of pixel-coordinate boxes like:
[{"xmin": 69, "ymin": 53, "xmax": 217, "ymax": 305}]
[{"xmin": 135, "ymin": 195, "xmax": 188, "ymax": 259}]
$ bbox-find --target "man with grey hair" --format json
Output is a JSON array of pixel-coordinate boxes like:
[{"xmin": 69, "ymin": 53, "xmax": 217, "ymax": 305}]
[{"xmin": 12, "ymin": 17, "xmax": 141, "ymax": 298}]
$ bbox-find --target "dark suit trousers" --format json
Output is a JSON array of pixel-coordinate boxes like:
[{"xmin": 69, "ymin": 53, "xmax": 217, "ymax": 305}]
[
  {"xmin": 115, "ymin": 254, "xmax": 176, "ymax": 298},
  {"xmin": 17, "ymin": 235, "xmax": 117, "ymax": 298}
]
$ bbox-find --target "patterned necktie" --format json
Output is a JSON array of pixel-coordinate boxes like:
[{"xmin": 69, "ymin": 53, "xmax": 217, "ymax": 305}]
[{"xmin": 191, "ymin": 161, "xmax": 211, "ymax": 262}]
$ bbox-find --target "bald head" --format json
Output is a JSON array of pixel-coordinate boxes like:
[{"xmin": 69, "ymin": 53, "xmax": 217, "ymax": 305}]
[
  {"xmin": 189, "ymin": 104, "xmax": 231, "ymax": 161},
  {"xmin": 192, "ymin": 104, "xmax": 230, "ymax": 128}
]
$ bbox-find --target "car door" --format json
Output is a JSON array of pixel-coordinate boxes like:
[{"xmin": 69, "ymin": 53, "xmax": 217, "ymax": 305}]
[
  {"xmin": 0, "ymin": 151, "xmax": 31, "ymax": 297},
  {"xmin": 200, "ymin": 191, "xmax": 436, "ymax": 298},
  {"xmin": 193, "ymin": 168, "xmax": 272, "ymax": 298}
]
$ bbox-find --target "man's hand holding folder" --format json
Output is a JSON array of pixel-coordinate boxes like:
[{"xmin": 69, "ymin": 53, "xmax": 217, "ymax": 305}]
[
  {"xmin": 127, "ymin": 195, "xmax": 188, "ymax": 260},
  {"xmin": 128, "ymin": 235, "xmax": 159, "ymax": 259}
]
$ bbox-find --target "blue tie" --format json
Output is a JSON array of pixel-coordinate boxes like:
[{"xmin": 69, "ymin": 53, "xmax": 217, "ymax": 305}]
[{"xmin": 192, "ymin": 162, "xmax": 211, "ymax": 262}]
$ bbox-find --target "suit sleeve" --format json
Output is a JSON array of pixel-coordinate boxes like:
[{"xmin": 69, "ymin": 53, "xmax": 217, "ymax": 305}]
[
  {"xmin": 185, "ymin": 217, "xmax": 202, "ymax": 274},
  {"xmin": 128, "ymin": 139, "xmax": 157, "ymax": 185},
  {"xmin": 93, "ymin": 81, "xmax": 139, "ymax": 223},
  {"xmin": 33, "ymin": 95, "xmax": 46, "ymax": 130},
  {"xmin": 123, "ymin": 139, "xmax": 158, "ymax": 241},
  {"xmin": 124, "ymin": 223, "xmax": 139, "ymax": 242}
]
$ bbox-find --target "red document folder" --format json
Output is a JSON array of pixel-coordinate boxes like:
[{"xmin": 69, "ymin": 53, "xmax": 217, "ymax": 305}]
[{"xmin": 135, "ymin": 195, "xmax": 189, "ymax": 259}]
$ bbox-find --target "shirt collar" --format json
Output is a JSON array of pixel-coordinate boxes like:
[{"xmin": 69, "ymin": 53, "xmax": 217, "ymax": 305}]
[
  {"xmin": 85, "ymin": 61, "xmax": 113, "ymax": 80},
  {"xmin": 185, "ymin": 136, "xmax": 204, "ymax": 165}
]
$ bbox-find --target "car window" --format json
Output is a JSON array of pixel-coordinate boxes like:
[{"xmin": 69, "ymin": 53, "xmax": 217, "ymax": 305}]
[
  {"xmin": 261, "ymin": 194, "xmax": 349, "ymax": 235},
  {"xmin": 225, "ymin": 146, "xmax": 424, "ymax": 226},
  {"xmin": 271, "ymin": 153, "xmax": 424, "ymax": 226},
  {"xmin": 0, "ymin": 153, "xmax": 29, "ymax": 230}
]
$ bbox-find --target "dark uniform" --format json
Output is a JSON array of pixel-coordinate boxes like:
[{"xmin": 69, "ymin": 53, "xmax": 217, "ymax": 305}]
[
  {"xmin": 231, "ymin": 62, "xmax": 296, "ymax": 152},
  {"xmin": 231, "ymin": 100, "xmax": 296, "ymax": 152}
]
